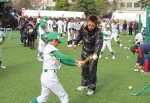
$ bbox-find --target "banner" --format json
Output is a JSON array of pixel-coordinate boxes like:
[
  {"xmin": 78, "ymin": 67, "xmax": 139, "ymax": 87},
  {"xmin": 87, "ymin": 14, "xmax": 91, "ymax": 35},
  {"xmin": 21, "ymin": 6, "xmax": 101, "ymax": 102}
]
[{"xmin": 22, "ymin": 8, "xmax": 25, "ymax": 17}]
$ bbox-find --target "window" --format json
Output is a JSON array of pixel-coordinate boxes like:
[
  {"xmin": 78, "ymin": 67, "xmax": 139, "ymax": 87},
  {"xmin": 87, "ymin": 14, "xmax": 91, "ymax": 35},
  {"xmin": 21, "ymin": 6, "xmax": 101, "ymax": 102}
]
[
  {"xmin": 121, "ymin": 2, "xmax": 125, "ymax": 7},
  {"xmin": 127, "ymin": 2, "xmax": 132, "ymax": 7},
  {"xmin": 134, "ymin": 3, "xmax": 139, "ymax": 7}
]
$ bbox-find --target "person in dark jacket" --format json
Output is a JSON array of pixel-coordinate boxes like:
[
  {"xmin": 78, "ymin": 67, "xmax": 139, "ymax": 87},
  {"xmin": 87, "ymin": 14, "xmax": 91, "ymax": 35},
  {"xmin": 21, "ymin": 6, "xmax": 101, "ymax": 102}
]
[
  {"xmin": 122, "ymin": 20, "xmax": 127, "ymax": 35},
  {"xmin": 27, "ymin": 17, "xmax": 36, "ymax": 50},
  {"xmin": 73, "ymin": 14, "xmax": 103, "ymax": 96},
  {"xmin": 131, "ymin": 43, "xmax": 150, "ymax": 75},
  {"xmin": 19, "ymin": 17, "xmax": 24, "ymax": 45},
  {"xmin": 134, "ymin": 21, "xmax": 138, "ymax": 35},
  {"xmin": 21, "ymin": 16, "xmax": 29, "ymax": 47},
  {"xmin": 129, "ymin": 22, "xmax": 133, "ymax": 35}
]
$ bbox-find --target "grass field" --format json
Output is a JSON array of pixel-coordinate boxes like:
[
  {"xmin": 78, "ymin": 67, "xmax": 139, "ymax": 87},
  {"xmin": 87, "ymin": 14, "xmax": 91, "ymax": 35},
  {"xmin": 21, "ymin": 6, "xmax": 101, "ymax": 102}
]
[{"xmin": 0, "ymin": 30, "xmax": 150, "ymax": 103}]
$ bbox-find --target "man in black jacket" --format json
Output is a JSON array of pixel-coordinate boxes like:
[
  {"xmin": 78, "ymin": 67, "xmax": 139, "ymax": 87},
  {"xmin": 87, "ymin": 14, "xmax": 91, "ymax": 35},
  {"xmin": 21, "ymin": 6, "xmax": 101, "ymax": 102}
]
[
  {"xmin": 73, "ymin": 14, "xmax": 103, "ymax": 96},
  {"xmin": 123, "ymin": 20, "xmax": 127, "ymax": 35},
  {"xmin": 134, "ymin": 21, "xmax": 139, "ymax": 35}
]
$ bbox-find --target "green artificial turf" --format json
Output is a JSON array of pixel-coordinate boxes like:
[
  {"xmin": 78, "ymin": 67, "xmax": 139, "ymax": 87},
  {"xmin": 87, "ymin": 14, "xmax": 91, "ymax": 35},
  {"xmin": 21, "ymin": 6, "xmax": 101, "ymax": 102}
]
[{"xmin": 0, "ymin": 30, "xmax": 150, "ymax": 103}]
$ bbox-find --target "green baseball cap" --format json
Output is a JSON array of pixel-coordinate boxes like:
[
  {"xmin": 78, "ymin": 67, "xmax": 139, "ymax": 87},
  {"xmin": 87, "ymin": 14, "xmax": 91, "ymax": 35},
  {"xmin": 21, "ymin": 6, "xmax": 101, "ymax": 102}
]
[
  {"xmin": 40, "ymin": 23, "xmax": 47, "ymax": 28},
  {"xmin": 105, "ymin": 25, "xmax": 110, "ymax": 29},
  {"xmin": 46, "ymin": 32, "xmax": 64, "ymax": 43},
  {"xmin": 43, "ymin": 16, "xmax": 48, "ymax": 19}
]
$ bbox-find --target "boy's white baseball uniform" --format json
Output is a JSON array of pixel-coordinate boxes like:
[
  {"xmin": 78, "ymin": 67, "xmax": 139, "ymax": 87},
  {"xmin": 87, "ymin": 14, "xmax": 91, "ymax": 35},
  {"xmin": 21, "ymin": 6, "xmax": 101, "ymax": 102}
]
[
  {"xmin": 74, "ymin": 21, "xmax": 80, "ymax": 40},
  {"xmin": 30, "ymin": 32, "xmax": 79, "ymax": 103},
  {"xmin": 101, "ymin": 22, "xmax": 106, "ymax": 29},
  {"xmin": 38, "ymin": 29, "xmax": 46, "ymax": 53},
  {"xmin": 49, "ymin": 20, "xmax": 53, "ymax": 32},
  {"xmin": 111, "ymin": 22, "xmax": 122, "ymax": 47},
  {"xmin": 99, "ymin": 25, "xmax": 115, "ymax": 59},
  {"xmin": 135, "ymin": 33, "xmax": 143, "ymax": 44},
  {"xmin": 0, "ymin": 31, "xmax": 6, "ymax": 69},
  {"xmin": 63, "ymin": 20, "xmax": 67, "ymax": 35},
  {"xmin": 45, "ymin": 20, "xmax": 51, "ymax": 33},
  {"xmin": 56, "ymin": 19, "xmax": 63, "ymax": 37},
  {"xmin": 67, "ymin": 20, "xmax": 74, "ymax": 47}
]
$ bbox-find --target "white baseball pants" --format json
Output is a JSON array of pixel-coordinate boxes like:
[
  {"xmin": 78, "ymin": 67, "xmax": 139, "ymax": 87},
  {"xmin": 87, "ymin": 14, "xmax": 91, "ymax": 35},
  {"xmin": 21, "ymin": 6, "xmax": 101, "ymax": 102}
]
[
  {"xmin": 67, "ymin": 30, "xmax": 74, "ymax": 41},
  {"xmin": 111, "ymin": 32, "xmax": 118, "ymax": 42},
  {"xmin": 37, "ymin": 70, "xmax": 69, "ymax": 103},
  {"xmin": 58, "ymin": 28, "xmax": 62, "ymax": 34},
  {"xmin": 101, "ymin": 39, "xmax": 113, "ymax": 52}
]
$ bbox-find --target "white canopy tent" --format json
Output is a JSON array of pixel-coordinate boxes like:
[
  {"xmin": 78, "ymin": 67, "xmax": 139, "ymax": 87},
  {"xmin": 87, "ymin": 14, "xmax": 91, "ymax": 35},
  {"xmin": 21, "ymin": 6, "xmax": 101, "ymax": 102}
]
[
  {"xmin": 111, "ymin": 13, "xmax": 136, "ymax": 21},
  {"xmin": 136, "ymin": 13, "xmax": 146, "ymax": 27},
  {"xmin": 24, "ymin": 10, "xmax": 86, "ymax": 18}
]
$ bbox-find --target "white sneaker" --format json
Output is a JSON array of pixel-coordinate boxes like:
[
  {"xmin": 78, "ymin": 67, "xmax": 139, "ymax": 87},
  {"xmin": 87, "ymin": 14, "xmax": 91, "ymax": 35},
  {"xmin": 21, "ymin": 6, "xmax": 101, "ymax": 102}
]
[
  {"xmin": 112, "ymin": 56, "xmax": 115, "ymax": 59},
  {"xmin": 67, "ymin": 45, "xmax": 72, "ymax": 47},
  {"xmin": 77, "ymin": 86, "xmax": 88, "ymax": 91},
  {"xmin": 61, "ymin": 37, "xmax": 64, "ymax": 38},
  {"xmin": 120, "ymin": 44, "xmax": 122, "ymax": 47},
  {"xmin": 63, "ymin": 34, "xmax": 66, "ymax": 36},
  {"xmin": 0, "ymin": 65, "xmax": 6, "ymax": 69},
  {"xmin": 86, "ymin": 89, "xmax": 95, "ymax": 96},
  {"xmin": 38, "ymin": 58, "xmax": 43, "ymax": 61},
  {"xmin": 99, "ymin": 55, "xmax": 102, "ymax": 58}
]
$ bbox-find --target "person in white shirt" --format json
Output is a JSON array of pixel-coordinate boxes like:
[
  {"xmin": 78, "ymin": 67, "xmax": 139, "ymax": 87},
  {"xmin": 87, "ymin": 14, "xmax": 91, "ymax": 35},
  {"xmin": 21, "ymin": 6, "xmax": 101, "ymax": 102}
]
[
  {"xmin": 80, "ymin": 18, "xmax": 84, "ymax": 26},
  {"xmin": 67, "ymin": 18, "xmax": 74, "ymax": 47},
  {"xmin": 56, "ymin": 18, "xmax": 63, "ymax": 38},
  {"xmin": 111, "ymin": 21, "xmax": 122, "ymax": 47},
  {"xmin": 0, "ymin": 30, "xmax": 6, "ymax": 69},
  {"xmin": 135, "ymin": 30, "xmax": 143, "ymax": 44},
  {"xmin": 37, "ymin": 16, "xmax": 41, "ymax": 27},
  {"xmin": 101, "ymin": 20, "xmax": 106, "ymax": 29},
  {"xmin": 74, "ymin": 20, "xmax": 80, "ymax": 42},
  {"xmin": 63, "ymin": 18, "xmax": 67, "ymax": 36},
  {"xmin": 99, "ymin": 25, "xmax": 115, "ymax": 59}
]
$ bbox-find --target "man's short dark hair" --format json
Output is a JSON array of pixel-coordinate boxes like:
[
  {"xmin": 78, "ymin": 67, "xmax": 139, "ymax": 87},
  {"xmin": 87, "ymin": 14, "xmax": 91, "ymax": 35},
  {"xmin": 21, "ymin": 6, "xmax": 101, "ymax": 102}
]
[{"xmin": 87, "ymin": 14, "xmax": 98, "ymax": 25}]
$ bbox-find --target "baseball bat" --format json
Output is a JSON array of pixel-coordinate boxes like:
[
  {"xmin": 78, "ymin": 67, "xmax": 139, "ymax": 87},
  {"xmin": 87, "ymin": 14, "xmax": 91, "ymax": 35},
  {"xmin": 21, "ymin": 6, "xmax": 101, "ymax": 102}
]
[{"xmin": 84, "ymin": 55, "xmax": 93, "ymax": 62}]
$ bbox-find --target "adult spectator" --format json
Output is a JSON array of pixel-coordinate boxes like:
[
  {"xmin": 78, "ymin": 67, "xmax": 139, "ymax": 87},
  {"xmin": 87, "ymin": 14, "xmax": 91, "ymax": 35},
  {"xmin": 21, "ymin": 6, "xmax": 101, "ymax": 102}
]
[
  {"xmin": 129, "ymin": 22, "xmax": 133, "ymax": 35},
  {"xmin": 21, "ymin": 16, "xmax": 29, "ymax": 47},
  {"xmin": 123, "ymin": 20, "xmax": 127, "ymax": 35},
  {"xmin": 27, "ymin": 17, "xmax": 36, "ymax": 50},
  {"xmin": 134, "ymin": 21, "xmax": 139, "ymax": 35}
]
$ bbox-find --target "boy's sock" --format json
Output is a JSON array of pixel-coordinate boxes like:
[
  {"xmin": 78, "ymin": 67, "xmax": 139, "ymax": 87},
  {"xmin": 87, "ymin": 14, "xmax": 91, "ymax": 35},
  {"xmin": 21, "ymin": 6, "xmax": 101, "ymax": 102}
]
[
  {"xmin": 0, "ymin": 61, "xmax": 1, "ymax": 66},
  {"xmin": 39, "ymin": 52, "xmax": 42, "ymax": 58},
  {"xmin": 70, "ymin": 40, "xmax": 72, "ymax": 45},
  {"xmin": 100, "ymin": 51, "xmax": 103, "ymax": 55},
  {"xmin": 117, "ymin": 41, "xmax": 121, "ymax": 44},
  {"xmin": 61, "ymin": 34, "xmax": 62, "ymax": 37},
  {"xmin": 68, "ymin": 41, "xmax": 70, "ymax": 45},
  {"xmin": 111, "ymin": 52, "xmax": 114, "ymax": 56},
  {"xmin": 65, "ymin": 32, "xmax": 66, "ymax": 35},
  {"xmin": 31, "ymin": 98, "xmax": 38, "ymax": 103}
]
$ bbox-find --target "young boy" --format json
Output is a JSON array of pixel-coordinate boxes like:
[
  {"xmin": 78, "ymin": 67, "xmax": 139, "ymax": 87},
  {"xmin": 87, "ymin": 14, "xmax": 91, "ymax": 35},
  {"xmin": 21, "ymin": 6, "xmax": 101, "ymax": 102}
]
[
  {"xmin": 37, "ymin": 23, "xmax": 47, "ymax": 61},
  {"xmin": 63, "ymin": 18, "xmax": 67, "ymax": 36},
  {"xmin": 56, "ymin": 18, "xmax": 63, "ymax": 38},
  {"xmin": 111, "ymin": 21, "xmax": 122, "ymax": 47},
  {"xmin": 0, "ymin": 30, "xmax": 6, "ymax": 69},
  {"xmin": 30, "ymin": 32, "xmax": 85, "ymax": 103},
  {"xmin": 67, "ymin": 18, "xmax": 74, "ymax": 47},
  {"xmin": 99, "ymin": 25, "xmax": 115, "ymax": 59}
]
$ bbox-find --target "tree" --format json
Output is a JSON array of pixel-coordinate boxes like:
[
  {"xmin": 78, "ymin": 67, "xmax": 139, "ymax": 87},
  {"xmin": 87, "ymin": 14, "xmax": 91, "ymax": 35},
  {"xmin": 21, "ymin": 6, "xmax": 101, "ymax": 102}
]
[
  {"xmin": 138, "ymin": 0, "xmax": 150, "ymax": 9},
  {"xmin": 95, "ymin": 0, "xmax": 109, "ymax": 16},
  {"xmin": 54, "ymin": 0, "xmax": 71, "ymax": 11},
  {"xmin": 70, "ymin": 0, "xmax": 99, "ymax": 17}
]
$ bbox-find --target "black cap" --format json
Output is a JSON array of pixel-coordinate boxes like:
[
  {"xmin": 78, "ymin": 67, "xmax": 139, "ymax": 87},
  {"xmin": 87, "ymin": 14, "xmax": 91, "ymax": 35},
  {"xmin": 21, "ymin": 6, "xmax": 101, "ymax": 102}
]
[{"xmin": 131, "ymin": 45, "xmax": 138, "ymax": 54}]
